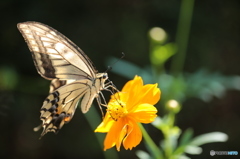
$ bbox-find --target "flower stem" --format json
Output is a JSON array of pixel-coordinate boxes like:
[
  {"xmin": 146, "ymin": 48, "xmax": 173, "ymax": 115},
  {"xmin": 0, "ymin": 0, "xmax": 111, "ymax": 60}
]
[
  {"xmin": 85, "ymin": 106, "xmax": 119, "ymax": 159},
  {"xmin": 170, "ymin": 0, "xmax": 195, "ymax": 76},
  {"xmin": 163, "ymin": 113, "xmax": 175, "ymax": 158},
  {"xmin": 139, "ymin": 123, "xmax": 163, "ymax": 159}
]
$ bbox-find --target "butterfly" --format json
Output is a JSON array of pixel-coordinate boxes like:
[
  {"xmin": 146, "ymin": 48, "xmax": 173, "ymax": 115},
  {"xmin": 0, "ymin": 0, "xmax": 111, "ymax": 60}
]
[{"xmin": 17, "ymin": 21, "xmax": 115, "ymax": 138}]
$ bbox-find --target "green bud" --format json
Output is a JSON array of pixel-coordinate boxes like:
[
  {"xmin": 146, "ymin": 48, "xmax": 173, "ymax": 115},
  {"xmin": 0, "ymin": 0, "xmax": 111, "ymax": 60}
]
[
  {"xmin": 149, "ymin": 27, "xmax": 167, "ymax": 43},
  {"xmin": 165, "ymin": 99, "xmax": 181, "ymax": 113}
]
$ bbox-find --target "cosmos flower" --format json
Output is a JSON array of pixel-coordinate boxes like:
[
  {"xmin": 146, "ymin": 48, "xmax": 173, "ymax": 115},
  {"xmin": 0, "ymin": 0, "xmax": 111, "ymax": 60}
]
[{"xmin": 95, "ymin": 75, "xmax": 161, "ymax": 151}]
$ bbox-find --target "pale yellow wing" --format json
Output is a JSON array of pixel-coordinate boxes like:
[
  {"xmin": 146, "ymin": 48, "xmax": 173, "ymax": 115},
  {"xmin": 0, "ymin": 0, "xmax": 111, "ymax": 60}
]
[{"xmin": 17, "ymin": 21, "xmax": 97, "ymax": 80}]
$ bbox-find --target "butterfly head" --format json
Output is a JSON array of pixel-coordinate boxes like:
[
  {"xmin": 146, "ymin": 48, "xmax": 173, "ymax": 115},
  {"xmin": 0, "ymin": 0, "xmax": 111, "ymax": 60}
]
[
  {"xmin": 96, "ymin": 73, "xmax": 108, "ymax": 80},
  {"xmin": 95, "ymin": 73, "xmax": 108, "ymax": 90},
  {"xmin": 102, "ymin": 73, "xmax": 108, "ymax": 80}
]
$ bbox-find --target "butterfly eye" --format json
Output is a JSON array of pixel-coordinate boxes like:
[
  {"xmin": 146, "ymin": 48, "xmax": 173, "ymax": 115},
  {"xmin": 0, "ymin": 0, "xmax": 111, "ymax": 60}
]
[{"xmin": 103, "ymin": 74, "xmax": 108, "ymax": 80}]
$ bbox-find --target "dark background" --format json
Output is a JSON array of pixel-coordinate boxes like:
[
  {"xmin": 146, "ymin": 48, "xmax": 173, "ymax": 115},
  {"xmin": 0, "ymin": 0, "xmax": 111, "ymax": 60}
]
[{"xmin": 0, "ymin": 0, "xmax": 240, "ymax": 159}]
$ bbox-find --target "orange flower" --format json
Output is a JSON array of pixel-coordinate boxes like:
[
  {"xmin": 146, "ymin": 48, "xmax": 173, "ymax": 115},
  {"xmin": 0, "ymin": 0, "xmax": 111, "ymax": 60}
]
[{"xmin": 95, "ymin": 75, "xmax": 161, "ymax": 151}]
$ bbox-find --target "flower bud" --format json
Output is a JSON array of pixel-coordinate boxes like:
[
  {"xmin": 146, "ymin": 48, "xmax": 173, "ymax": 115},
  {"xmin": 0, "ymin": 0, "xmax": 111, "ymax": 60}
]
[{"xmin": 165, "ymin": 99, "xmax": 181, "ymax": 113}]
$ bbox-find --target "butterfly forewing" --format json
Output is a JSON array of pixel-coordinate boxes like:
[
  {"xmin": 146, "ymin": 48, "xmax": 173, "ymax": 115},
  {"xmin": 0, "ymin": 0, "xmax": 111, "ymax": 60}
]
[
  {"xmin": 18, "ymin": 21, "xmax": 111, "ymax": 138},
  {"xmin": 17, "ymin": 22, "xmax": 96, "ymax": 80}
]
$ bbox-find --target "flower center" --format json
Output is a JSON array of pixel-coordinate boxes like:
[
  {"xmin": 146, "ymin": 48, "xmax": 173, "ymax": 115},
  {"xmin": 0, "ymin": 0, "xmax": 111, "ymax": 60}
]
[{"xmin": 107, "ymin": 101, "xmax": 127, "ymax": 121}]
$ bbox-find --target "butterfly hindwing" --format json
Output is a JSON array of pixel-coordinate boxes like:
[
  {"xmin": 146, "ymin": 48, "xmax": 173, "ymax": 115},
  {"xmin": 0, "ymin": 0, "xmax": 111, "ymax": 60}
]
[{"xmin": 40, "ymin": 79, "xmax": 93, "ymax": 136}]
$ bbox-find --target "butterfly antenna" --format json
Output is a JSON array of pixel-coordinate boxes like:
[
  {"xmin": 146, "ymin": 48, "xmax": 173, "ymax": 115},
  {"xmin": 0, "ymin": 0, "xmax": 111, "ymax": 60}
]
[
  {"xmin": 105, "ymin": 52, "xmax": 125, "ymax": 73},
  {"xmin": 105, "ymin": 66, "xmax": 112, "ymax": 73}
]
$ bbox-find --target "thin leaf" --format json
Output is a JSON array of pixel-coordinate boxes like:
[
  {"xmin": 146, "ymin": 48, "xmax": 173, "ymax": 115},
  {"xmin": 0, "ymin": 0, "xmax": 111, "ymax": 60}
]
[
  {"xmin": 185, "ymin": 145, "xmax": 202, "ymax": 155},
  {"xmin": 190, "ymin": 132, "xmax": 228, "ymax": 146},
  {"xmin": 179, "ymin": 128, "xmax": 193, "ymax": 146},
  {"xmin": 136, "ymin": 150, "xmax": 151, "ymax": 159}
]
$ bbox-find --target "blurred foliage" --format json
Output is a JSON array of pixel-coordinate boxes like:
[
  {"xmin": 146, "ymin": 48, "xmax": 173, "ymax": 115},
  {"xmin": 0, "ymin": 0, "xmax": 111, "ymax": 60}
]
[
  {"xmin": 109, "ymin": 59, "xmax": 240, "ymax": 103},
  {"xmin": 0, "ymin": 66, "xmax": 18, "ymax": 91},
  {"xmin": 106, "ymin": 0, "xmax": 239, "ymax": 158},
  {"xmin": 0, "ymin": 0, "xmax": 240, "ymax": 159}
]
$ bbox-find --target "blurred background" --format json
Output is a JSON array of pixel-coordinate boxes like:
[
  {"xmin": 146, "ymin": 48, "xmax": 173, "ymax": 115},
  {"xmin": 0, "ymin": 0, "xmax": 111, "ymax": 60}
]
[{"xmin": 0, "ymin": 0, "xmax": 240, "ymax": 159}]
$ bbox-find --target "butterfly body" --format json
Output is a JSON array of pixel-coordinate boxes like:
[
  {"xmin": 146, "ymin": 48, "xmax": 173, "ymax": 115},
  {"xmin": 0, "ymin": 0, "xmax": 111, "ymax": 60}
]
[{"xmin": 17, "ymin": 22, "xmax": 110, "ymax": 137}]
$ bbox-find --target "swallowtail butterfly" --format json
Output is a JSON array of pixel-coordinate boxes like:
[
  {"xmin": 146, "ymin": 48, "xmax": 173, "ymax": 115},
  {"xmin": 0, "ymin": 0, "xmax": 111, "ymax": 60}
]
[{"xmin": 17, "ymin": 21, "xmax": 115, "ymax": 138}]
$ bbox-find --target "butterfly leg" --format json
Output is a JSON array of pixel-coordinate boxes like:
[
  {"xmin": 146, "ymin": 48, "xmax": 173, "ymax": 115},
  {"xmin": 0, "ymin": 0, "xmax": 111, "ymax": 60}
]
[
  {"xmin": 96, "ymin": 94, "xmax": 106, "ymax": 118},
  {"xmin": 103, "ymin": 82, "xmax": 123, "ymax": 104},
  {"xmin": 104, "ymin": 80, "xmax": 120, "ymax": 94}
]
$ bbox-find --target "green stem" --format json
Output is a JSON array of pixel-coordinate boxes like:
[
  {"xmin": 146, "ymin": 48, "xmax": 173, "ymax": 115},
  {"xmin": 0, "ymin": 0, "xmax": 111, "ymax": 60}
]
[
  {"xmin": 85, "ymin": 106, "xmax": 119, "ymax": 159},
  {"xmin": 170, "ymin": 0, "xmax": 195, "ymax": 76},
  {"xmin": 139, "ymin": 123, "xmax": 163, "ymax": 159},
  {"xmin": 163, "ymin": 113, "xmax": 175, "ymax": 158}
]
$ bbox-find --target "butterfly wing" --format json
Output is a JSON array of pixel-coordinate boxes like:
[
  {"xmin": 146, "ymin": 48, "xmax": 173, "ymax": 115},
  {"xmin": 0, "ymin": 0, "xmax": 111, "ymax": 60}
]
[
  {"xmin": 39, "ymin": 79, "xmax": 90, "ymax": 137},
  {"xmin": 17, "ymin": 21, "xmax": 97, "ymax": 80},
  {"xmin": 49, "ymin": 79, "xmax": 75, "ymax": 93},
  {"xmin": 38, "ymin": 77, "xmax": 105, "ymax": 137},
  {"xmin": 17, "ymin": 22, "xmax": 109, "ymax": 137}
]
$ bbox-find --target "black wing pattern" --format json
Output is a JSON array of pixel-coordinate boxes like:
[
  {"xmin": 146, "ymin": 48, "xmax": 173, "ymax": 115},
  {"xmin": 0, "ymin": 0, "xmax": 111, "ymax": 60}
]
[{"xmin": 38, "ymin": 79, "xmax": 98, "ymax": 137}]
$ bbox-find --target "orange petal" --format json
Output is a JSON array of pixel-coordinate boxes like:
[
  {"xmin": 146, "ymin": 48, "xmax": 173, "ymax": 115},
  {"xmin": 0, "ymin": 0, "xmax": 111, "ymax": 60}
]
[
  {"xmin": 123, "ymin": 118, "xmax": 142, "ymax": 150},
  {"xmin": 127, "ymin": 84, "xmax": 160, "ymax": 113},
  {"xmin": 103, "ymin": 118, "xmax": 127, "ymax": 151},
  {"xmin": 130, "ymin": 104, "xmax": 157, "ymax": 123},
  {"xmin": 122, "ymin": 75, "xmax": 143, "ymax": 93},
  {"xmin": 122, "ymin": 76, "xmax": 143, "ymax": 107},
  {"xmin": 116, "ymin": 124, "xmax": 128, "ymax": 151},
  {"xmin": 139, "ymin": 83, "xmax": 161, "ymax": 105},
  {"xmin": 123, "ymin": 77, "xmax": 161, "ymax": 112},
  {"xmin": 95, "ymin": 112, "xmax": 114, "ymax": 133},
  {"xmin": 116, "ymin": 76, "xmax": 159, "ymax": 112}
]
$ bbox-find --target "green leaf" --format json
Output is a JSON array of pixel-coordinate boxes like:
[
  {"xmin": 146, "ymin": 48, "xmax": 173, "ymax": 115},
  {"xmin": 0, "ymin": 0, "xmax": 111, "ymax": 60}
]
[
  {"xmin": 150, "ymin": 43, "xmax": 177, "ymax": 66},
  {"xmin": 179, "ymin": 128, "xmax": 193, "ymax": 146},
  {"xmin": 151, "ymin": 116, "xmax": 163, "ymax": 130},
  {"xmin": 172, "ymin": 146, "xmax": 186, "ymax": 156},
  {"xmin": 136, "ymin": 150, "xmax": 151, "ymax": 159},
  {"xmin": 190, "ymin": 132, "xmax": 228, "ymax": 146},
  {"xmin": 185, "ymin": 145, "xmax": 202, "ymax": 155},
  {"xmin": 186, "ymin": 69, "xmax": 240, "ymax": 102},
  {"xmin": 105, "ymin": 57, "xmax": 153, "ymax": 83},
  {"xmin": 177, "ymin": 155, "xmax": 191, "ymax": 159},
  {"xmin": 172, "ymin": 128, "xmax": 193, "ymax": 156}
]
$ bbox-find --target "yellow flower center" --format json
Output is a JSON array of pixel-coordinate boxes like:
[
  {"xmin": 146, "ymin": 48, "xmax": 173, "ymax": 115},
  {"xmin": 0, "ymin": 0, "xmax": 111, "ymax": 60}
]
[{"xmin": 107, "ymin": 101, "xmax": 127, "ymax": 121}]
